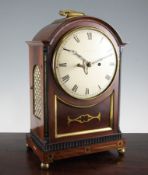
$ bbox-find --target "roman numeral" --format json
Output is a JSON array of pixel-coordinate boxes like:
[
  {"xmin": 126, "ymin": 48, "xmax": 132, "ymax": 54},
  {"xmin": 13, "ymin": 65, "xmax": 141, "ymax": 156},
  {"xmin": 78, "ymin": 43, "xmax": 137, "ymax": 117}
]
[
  {"xmin": 98, "ymin": 85, "xmax": 101, "ymax": 90},
  {"xmin": 87, "ymin": 32, "xmax": 92, "ymax": 40},
  {"xmin": 72, "ymin": 84, "xmax": 78, "ymax": 92},
  {"xmin": 105, "ymin": 74, "xmax": 111, "ymax": 80},
  {"xmin": 73, "ymin": 35, "xmax": 80, "ymax": 43},
  {"xmin": 85, "ymin": 88, "xmax": 89, "ymax": 95},
  {"xmin": 109, "ymin": 62, "xmax": 115, "ymax": 66},
  {"xmin": 62, "ymin": 75, "xmax": 70, "ymax": 83},
  {"xmin": 59, "ymin": 63, "xmax": 67, "ymax": 67}
]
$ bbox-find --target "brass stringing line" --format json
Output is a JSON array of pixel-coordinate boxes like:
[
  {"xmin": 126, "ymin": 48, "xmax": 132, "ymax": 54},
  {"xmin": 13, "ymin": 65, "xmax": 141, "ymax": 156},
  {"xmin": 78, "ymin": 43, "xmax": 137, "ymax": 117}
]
[
  {"xmin": 55, "ymin": 95, "xmax": 58, "ymax": 137},
  {"xmin": 110, "ymin": 92, "xmax": 114, "ymax": 127}
]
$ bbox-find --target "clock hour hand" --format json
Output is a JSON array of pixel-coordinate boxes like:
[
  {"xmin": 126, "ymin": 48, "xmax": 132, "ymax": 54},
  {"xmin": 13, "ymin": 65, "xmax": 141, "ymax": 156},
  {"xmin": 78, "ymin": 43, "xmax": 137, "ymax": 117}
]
[
  {"xmin": 77, "ymin": 61, "xmax": 88, "ymax": 75},
  {"xmin": 83, "ymin": 60, "xmax": 88, "ymax": 75},
  {"xmin": 91, "ymin": 53, "xmax": 113, "ymax": 65}
]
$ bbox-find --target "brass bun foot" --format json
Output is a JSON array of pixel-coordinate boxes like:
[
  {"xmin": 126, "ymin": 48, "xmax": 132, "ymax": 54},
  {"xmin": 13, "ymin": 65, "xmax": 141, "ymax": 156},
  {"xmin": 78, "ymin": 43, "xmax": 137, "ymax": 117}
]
[
  {"xmin": 118, "ymin": 147, "xmax": 126, "ymax": 155},
  {"xmin": 40, "ymin": 163, "xmax": 50, "ymax": 169}
]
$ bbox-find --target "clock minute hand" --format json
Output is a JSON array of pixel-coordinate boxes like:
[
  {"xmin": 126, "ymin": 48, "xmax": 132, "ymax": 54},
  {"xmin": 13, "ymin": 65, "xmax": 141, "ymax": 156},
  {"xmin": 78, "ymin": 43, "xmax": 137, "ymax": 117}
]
[
  {"xmin": 91, "ymin": 53, "xmax": 113, "ymax": 65},
  {"xmin": 63, "ymin": 47, "xmax": 88, "ymax": 62}
]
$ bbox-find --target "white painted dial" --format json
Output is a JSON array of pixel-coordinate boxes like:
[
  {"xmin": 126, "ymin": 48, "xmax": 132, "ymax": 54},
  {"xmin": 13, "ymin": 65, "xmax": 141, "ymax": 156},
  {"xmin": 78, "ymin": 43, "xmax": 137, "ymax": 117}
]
[{"xmin": 53, "ymin": 27, "xmax": 117, "ymax": 99}]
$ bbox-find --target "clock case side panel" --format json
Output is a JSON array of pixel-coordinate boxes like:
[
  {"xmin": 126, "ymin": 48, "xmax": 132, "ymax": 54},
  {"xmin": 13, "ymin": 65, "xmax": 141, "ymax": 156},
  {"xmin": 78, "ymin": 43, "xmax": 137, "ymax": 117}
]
[
  {"xmin": 27, "ymin": 41, "xmax": 47, "ymax": 141},
  {"xmin": 26, "ymin": 20, "xmax": 69, "ymax": 148}
]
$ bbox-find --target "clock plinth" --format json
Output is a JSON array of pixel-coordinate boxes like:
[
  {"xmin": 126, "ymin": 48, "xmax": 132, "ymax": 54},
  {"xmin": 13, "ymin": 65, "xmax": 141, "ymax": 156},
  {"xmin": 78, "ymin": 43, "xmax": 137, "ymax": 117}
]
[
  {"xmin": 26, "ymin": 10, "xmax": 126, "ymax": 168},
  {"xmin": 26, "ymin": 133, "xmax": 125, "ymax": 168}
]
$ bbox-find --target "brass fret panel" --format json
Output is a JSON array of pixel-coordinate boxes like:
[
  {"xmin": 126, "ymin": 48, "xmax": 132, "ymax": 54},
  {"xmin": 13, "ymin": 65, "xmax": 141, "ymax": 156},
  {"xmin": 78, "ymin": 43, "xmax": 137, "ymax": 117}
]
[{"xmin": 33, "ymin": 66, "xmax": 42, "ymax": 119}]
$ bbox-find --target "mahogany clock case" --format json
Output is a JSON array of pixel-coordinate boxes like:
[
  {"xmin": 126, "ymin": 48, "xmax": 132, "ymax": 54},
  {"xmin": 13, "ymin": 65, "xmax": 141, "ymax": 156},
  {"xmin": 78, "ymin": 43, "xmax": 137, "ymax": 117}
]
[{"xmin": 26, "ymin": 15, "xmax": 125, "ymax": 166}]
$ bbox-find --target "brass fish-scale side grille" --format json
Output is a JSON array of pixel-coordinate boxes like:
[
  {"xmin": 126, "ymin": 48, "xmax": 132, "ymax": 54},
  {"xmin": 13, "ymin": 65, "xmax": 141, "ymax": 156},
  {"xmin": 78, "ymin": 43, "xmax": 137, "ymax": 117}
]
[{"xmin": 33, "ymin": 66, "xmax": 42, "ymax": 119}]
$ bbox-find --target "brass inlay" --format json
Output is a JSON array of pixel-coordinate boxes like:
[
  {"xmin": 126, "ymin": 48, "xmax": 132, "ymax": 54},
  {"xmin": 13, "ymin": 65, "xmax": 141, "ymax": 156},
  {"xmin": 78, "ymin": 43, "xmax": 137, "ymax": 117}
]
[
  {"xmin": 94, "ymin": 144, "xmax": 117, "ymax": 151},
  {"xmin": 56, "ymin": 96, "xmax": 97, "ymax": 108},
  {"xmin": 59, "ymin": 9, "xmax": 85, "ymax": 18},
  {"xmin": 68, "ymin": 113, "xmax": 101, "ymax": 126},
  {"xmin": 110, "ymin": 93, "xmax": 114, "ymax": 127},
  {"xmin": 117, "ymin": 140, "xmax": 124, "ymax": 147},
  {"xmin": 33, "ymin": 145, "xmax": 37, "ymax": 151},
  {"xmin": 55, "ymin": 92, "xmax": 114, "ymax": 138},
  {"xmin": 33, "ymin": 65, "xmax": 42, "ymax": 119},
  {"xmin": 84, "ymin": 146, "xmax": 91, "ymax": 153}
]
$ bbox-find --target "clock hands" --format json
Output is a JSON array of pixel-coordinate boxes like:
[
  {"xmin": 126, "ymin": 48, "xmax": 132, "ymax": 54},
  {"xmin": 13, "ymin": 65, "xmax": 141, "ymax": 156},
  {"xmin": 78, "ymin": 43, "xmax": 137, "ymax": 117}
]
[{"xmin": 63, "ymin": 47, "xmax": 113, "ymax": 75}]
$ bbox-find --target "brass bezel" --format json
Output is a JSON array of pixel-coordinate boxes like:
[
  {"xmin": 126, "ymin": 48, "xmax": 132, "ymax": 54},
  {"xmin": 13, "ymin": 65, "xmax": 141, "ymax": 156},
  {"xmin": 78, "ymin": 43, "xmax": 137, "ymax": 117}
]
[
  {"xmin": 52, "ymin": 26, "xmax": 118, "ymax": 101},
  {"xmin": 55, "ymin": 92, "xmax": 114, "ymax": 138}
]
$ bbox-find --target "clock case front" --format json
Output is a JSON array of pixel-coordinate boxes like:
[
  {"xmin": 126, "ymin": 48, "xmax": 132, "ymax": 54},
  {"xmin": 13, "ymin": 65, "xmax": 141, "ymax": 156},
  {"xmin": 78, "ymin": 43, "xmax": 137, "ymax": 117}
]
[{"xmin": 26, "ymin": 14, "xmax": 125, "ymax": 167}]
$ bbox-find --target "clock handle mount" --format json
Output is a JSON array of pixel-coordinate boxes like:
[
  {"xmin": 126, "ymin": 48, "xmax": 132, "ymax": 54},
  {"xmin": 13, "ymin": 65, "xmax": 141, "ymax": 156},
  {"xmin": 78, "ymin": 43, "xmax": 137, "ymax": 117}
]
[{"xmin": 59, "ymin": 9, "xmax": 85, "ymax": 18}]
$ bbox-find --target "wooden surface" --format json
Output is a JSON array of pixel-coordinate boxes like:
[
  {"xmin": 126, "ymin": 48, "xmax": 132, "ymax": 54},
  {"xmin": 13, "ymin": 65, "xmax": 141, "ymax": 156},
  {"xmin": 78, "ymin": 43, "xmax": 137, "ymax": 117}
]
[{"xmin": 0, "ymin": 134, "xmax": 148, "ymax": 175}]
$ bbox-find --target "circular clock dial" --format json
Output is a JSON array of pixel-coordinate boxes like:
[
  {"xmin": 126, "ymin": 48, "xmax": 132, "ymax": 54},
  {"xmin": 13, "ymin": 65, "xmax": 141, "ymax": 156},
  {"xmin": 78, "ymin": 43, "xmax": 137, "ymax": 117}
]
[{"xmin": 53, "ymin": 27, "xmax": 117, "ymax": 99}]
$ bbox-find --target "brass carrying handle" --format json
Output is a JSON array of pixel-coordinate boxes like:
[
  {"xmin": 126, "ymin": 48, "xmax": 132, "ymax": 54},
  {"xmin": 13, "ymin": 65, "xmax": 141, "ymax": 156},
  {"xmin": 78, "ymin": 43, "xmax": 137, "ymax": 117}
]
[
  {"xmin": 68, "ymin": 113, "xmax": 101, "ymax": 125},
  {"xmin": 59, "ymin": 9, "xmax": 85, "ymax": 18}
]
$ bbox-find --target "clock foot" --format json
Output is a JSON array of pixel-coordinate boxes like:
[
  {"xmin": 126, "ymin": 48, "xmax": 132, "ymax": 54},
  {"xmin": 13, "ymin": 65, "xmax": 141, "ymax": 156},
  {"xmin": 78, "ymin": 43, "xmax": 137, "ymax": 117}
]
[
  {"xmin": 40, "ymin": 163, "xmax": 50, "ymax": 169},
  {"xmin": 117, "ymin": 147, "xmax": 126, "ymax": 155}
]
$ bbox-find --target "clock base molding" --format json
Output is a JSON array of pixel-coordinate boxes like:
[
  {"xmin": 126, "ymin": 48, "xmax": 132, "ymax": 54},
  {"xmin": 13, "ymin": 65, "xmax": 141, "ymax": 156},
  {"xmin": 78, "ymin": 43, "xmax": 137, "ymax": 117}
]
[{"xmin": 26, "ymin": 133, "xmax": 125, "ymax": 169}]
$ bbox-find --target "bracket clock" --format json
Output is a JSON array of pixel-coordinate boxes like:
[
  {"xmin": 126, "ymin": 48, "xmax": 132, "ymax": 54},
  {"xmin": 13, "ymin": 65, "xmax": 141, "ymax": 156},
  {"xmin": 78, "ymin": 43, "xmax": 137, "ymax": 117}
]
[{"xmin": 26, "ymin": 10, "xmax": 126, "ymax": 169}]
